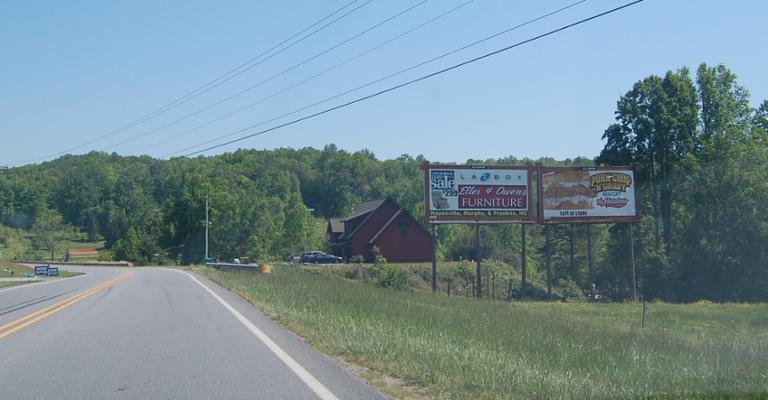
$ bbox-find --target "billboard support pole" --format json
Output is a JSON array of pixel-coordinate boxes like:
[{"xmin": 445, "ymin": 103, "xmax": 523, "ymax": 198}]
[
  {"xmin": 587, "ymin": 223, "xmax": 594, "ymax": 289},
  {"xmin": 629, "ymin": 222, "xmax": 637, "ymax": 302},
  {"xmin": 569, "ymin": 225, "xmax": 575, "ymax": 282},
  {"xmin": 545, "ymin": 223, "xmax": 552, "ymax": 299},
  {"xmin": 475, "ymin": 223, "xmax": 482, "ymax": 299},
  {"xmin": 431, "ymin": 224, "xmax": 437, "ymax": 294},
  {"xmin": 521, "ymin": 224, "xmax": 527, "ymax": 298}
]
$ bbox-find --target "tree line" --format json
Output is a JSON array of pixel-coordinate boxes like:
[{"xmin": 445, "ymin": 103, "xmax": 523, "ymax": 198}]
[{"xmin": 0, "ymin": 63, "xmax": 765, "ymax": 302}]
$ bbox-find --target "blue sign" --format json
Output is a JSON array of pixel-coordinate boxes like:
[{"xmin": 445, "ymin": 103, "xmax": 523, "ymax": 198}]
[
  {"xmin": 34, "ymin": 265, "xmax": 48, "ymax": 276},
  {"xmin": 47, "ymin": 267, "xmax": 59, "ymax": 277}
]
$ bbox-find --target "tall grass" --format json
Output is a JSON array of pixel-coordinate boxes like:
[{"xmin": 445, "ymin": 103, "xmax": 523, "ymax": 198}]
[{"xmin": 203, "ymin": 266, "xmax": 768, "ymax": 399}]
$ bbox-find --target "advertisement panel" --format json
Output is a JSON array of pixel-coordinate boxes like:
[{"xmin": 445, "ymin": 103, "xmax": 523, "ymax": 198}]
[
  {"xmin": 34, "ymin": 265, "xmax": 48, "ymax": 276},
  {"xmin": 539, "ymin": 166, "xmax": 639, "ymax": 223},
  {"xmin": 423, "ymin": 163, "xmax": 535, "ymax": 223}
]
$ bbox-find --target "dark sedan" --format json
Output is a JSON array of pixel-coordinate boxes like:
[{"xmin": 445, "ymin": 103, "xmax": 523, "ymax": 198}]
[{"xmin": 305, "ymin": 253, "xmax": 343, "ymax": 264}]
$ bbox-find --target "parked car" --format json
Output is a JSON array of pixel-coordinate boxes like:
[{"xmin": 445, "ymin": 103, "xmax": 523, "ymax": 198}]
[
  {"xmin": 286, "ymin": 253, "xmax": 301, "ymax": 263},
  {"xmin": 299, "ymin": 251, "xmax": 326, "ymax": 263},
  {"xmin": 305, "ymin": 253, "xmax": 343, "ymax": 264}
]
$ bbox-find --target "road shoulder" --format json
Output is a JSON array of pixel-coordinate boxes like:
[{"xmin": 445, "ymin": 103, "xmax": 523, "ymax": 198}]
[{"xmin": 170, "ymin": 268, "xmax": 389, "ymax": 400}]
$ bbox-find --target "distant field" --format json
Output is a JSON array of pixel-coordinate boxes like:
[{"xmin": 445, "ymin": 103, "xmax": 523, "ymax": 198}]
[
  {"xmin": 201, "ymin": 265, "xmax": 768, "ymax": 400},
  {"xmin": 16, "ymin": 238, "xmax": 105, "ymax": 262}
]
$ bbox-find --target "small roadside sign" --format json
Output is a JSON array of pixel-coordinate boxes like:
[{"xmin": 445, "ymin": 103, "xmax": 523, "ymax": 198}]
[
  {"xmin": 35, "ymin": 265, "xmax": 48, "ymax": 276},
  {"xmin": 47, "ymin": 267, "xmax": 59, "ymax": 277}
]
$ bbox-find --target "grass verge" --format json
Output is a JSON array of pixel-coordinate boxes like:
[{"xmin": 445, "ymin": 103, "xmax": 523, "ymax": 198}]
[
  {"xmin": 201, "ymin": 265, "xmax": 768, "ymax": 400},
  {"xmin": 0, "ymin": 261, "xmax": 34, "ymax": 277},
  {"xmin": 0, "ymin": 281, "xmax": 31, "ymax": 289}
]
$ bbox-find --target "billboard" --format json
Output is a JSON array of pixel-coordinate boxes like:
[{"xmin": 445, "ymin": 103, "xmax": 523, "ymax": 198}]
[
  {"xmin": 539, "ymin": 166, "xmax": 640, "ymax": 223},
  {"xmin": 423, "ymin": 163, "xmax": 535, "ymax": 223}
]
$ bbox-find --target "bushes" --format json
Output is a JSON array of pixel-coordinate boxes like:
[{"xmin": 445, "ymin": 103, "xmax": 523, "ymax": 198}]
[
  {"xmin": 378, "ymin": 263, "xmax": 410, "ymax": 289},
  {"xmin": 112, "ymin": 227, "xmax": 159, "ymax": 264},
  {"xmin": 346, "ymin": 247, "xmax": 411, "ymax": 289},
  {"xmin": 371, "ymin": 247, "xmax": 410, "ymax": 289}
]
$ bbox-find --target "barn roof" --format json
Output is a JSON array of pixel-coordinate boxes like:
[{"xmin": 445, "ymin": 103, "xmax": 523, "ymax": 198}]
[
  {"xmin": 341, "ymin": 199, "xmax": 387, "ymax": 221},
  {"xmin": 328, "ymin": 218, "xmax": 345, "ymax": 234}
]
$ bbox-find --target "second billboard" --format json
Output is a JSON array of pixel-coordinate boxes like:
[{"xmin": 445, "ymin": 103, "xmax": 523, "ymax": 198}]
[{"xmin": 539, "ymin": 166, "xmax": 640, "ymax": 223}]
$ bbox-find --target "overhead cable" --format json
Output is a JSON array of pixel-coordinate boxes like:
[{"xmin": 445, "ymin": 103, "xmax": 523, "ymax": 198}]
[
  {"xmin": 101, "ymin": 0, "xmax": 432, "ymax": 152},
  {"xmin": 24, "ymin": 0, "xmax": 372, "ymax": 163},
  {"xmin": 180, "ymin": 0, "xmax": 645, "ymax": 157},
  {"xmin": 130, "ymin": 0, "xmax": 478, "ymax": 155},
  {"xmin": 174, "ymin": 0, "xmax": 619, "ymax": 157}
]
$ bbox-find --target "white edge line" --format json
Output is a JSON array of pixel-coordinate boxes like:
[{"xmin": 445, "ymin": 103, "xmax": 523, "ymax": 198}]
[
  {"xmin": 0, "ymin": 273, "xmax": 87, "ymax": 293},
  {"xmin": 174, "ymin": 269, "xmax": 339, "ymax": 400}
]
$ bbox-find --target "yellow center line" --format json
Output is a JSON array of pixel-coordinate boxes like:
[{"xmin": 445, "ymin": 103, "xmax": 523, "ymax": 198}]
[
  {"xmin": 0, "ymin": 271, "xmax": 133, "ymax": 339},
  {"xmin": 0, "ymin": 274, "xmax": 124, "ymax": 332}
]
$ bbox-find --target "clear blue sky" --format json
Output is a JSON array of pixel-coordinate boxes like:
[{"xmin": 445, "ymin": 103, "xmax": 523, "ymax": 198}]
[{"xmin": 2, "ymin": 0, "xmax": 766, "ymax": 167}]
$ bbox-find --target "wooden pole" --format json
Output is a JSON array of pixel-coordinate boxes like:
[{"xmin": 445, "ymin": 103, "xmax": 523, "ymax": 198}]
[
  {"xmin": 587, "ymin": 224, "xmax": 594, "ymax": 288},
  {"xmin": 521, "ymin": 224, "xmax": 527, "ymax": 298},
  {"xmin": 545, "ymin": 224, "xmax": 552, "ymax": 298},
  {"xmin": 431, "ymin": 224, "xmax": 437, "ymax": 294},
  {"xmin": 629, "ymin": 223, "xmax": 637, "ymax": 302},
  {"xmin": 475, "ymin": 224, "xmax": 482, "ymax": 299},
  {"xmin": 569, "ymin": 224, "xmax": 575, "ymax": 282}
]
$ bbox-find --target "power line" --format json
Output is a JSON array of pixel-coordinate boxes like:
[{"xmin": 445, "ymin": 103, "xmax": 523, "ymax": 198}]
[
  {"xmin": 24, "ymin": 0, "xmax": 372, "ymax": 164},
  {"xmin": 130, "ymin": 0, "xmax": 479, "ymax": 155},
  {"xmin": 102, "ymin": 0, "xmax": 432, "ymax": 153},
  {"xmin": 166, "ymin": 0, "xmax": 589, "ymax": 157},
  {"xmin": 181, "ymin": 0, "xmax": 645, "ymax": 157}
]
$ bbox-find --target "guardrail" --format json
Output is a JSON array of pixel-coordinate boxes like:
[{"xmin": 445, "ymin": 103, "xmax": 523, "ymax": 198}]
[
  {"xmin": 205, "ymin": 262, "xmax": 272, "ymax": 273},
  {"xmin": 22, "ymin": 261, "xmax": 134, "ymax": 267}
]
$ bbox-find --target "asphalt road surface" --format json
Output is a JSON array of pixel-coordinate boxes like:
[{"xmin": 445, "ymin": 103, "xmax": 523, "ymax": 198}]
[{"xmin": 0, "ymin": 266, "xmax": 387, "ymax": 400}]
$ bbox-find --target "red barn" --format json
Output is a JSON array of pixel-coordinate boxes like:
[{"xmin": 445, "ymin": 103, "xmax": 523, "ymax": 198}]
[{"xmin": 327, "ymin": 198, "xmax": 432, "ymax": 263}]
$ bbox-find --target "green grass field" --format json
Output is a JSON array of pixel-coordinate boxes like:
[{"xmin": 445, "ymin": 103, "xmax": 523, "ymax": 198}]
[
  {"xmin": 201, "ymin": 265, "xmax": 768, "ymax": 400},
  {"xmin": 0, "ymin": 261, "xmax": 33, "ymax": 277},
  {"xmin": 15, "ymin": 236, "xmax": 105, "ymax": 262},
  {"xmin": 313, "ymin": 260, "xmax": 576, "ymax": 300},
  {"xmin": 0, "ymin": 262, "xmax": 35, "ymax": 289}
]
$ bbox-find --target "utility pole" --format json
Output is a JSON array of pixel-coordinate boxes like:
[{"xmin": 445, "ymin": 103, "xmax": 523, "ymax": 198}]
[{"xmin": 205, "ymin": 194, "xmax": 209, "ymax": 262}]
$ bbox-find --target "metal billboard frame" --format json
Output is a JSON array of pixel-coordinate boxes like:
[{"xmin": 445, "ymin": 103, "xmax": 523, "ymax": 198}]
[
  {"xmin": 537, "ymin": 165, "xmax": 641, "ymax": 224},
  {"xmin": 422, "ymin": 162, "xmax": 537, "ymax": 224}
]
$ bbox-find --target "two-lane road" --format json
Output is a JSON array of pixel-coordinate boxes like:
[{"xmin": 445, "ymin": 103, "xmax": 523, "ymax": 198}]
[{"xmin": 0, "ymin": 266, "xmax": 386, "ymax": 399}]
